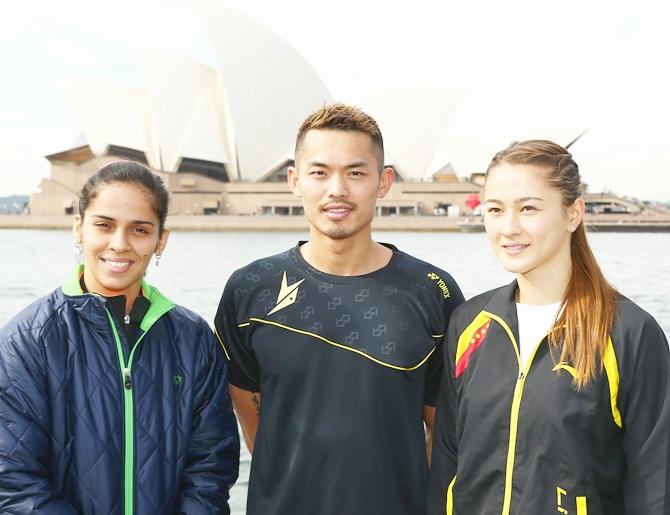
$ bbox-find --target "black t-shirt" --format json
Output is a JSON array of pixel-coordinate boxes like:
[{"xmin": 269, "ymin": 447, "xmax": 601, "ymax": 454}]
[{"xmin": 215, "ymin": 243, "xmax": 464, "ymax": 515}]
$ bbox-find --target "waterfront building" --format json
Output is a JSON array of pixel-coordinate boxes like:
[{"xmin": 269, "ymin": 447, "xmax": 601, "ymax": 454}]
[{"xmin": 27, "ymin": 3, "xmax": 654, "ymax": 225}]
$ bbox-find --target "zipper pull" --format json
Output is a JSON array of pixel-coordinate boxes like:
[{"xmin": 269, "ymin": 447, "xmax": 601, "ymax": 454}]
[
  {"xmin": 124, "ymin": 314, "xmax": 130, "ymax": 325},
  {"xmin": 123, "ymin": 368, "xmax": 132, "ymax": 390}
]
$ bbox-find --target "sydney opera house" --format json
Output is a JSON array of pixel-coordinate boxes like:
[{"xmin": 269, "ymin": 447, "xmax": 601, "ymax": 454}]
[{"xmin": 30, "ymin": 4, "xmax": 485, "ymax": 219}]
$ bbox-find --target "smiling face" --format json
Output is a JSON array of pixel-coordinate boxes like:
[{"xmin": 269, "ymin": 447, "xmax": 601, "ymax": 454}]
[
  {"xmin": 483, "ymin": 163, "xmax": 583, "ymax": 285},
  {"xmin": 288, "ymin": 129, "xmax": 393, "ymax": 243},
  {"xmin": 73, "ymin": 182, "xmax": 169, "ymax": 301}
]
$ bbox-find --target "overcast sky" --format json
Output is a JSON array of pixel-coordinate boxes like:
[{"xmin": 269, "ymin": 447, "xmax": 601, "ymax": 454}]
[{"xmin": 1, "ymin": 0, "xmax": 668, "ymax": 200}]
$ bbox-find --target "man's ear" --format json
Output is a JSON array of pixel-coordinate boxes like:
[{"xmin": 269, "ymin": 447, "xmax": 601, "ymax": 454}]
[
  {"xmin": 377, "ymin": 167, "xmax": 394, "ymax": 199},
  {"xmin": 287, "ymin": 166, "xmax": 301, "ymax": 197}
]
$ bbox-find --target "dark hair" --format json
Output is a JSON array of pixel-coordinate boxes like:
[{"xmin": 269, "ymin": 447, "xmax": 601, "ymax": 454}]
[
  {"xmin": 79, "ymin": 161, "xmax": 170, "ymax": 234},
  {"xmin": 486, "ymin": 140, "xmax": 618, "ymax": 387},
  {"xmin": 295, "ymin": 103, "xmax": 385, "ymax": 168}
]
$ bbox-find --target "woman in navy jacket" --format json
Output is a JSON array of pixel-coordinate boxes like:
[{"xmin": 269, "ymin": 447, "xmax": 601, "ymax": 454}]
[{"xmin": 0, "ymin": 161, "xmax": 239, "ymax": 514}]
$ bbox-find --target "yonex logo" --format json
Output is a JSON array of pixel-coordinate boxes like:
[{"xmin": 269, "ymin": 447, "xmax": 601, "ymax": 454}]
[
  {"xmin": 267, "ymin": 271, "xmax": 306, "ymax": 315},
  {"xmin": 427, "ymin": 271, "xmax": 451, "ymax": 299},
  {"xmin": 173, "ymin": 375, "xmax": 183, "ymax": 385}
]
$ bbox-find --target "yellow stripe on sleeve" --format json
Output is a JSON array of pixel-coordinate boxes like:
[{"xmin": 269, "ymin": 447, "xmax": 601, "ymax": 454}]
[{"xmin": 602, "ymin": 336, "xmax": 622, "ymax": 428}]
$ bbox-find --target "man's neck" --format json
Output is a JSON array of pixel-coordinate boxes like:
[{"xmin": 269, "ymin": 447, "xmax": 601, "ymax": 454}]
[{"xmin": 299, "ymin": 235, "xmax": 393, "ymax": 276}]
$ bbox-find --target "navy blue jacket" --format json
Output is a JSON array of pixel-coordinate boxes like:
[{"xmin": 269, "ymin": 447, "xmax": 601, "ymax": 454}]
[{"xmin": 0, "ymin": 268, "xmax": 239, "ymax": 514}]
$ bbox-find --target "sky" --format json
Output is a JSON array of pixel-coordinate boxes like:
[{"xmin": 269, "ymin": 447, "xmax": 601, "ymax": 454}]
[{"xmin": 1, "ymin": 0, "xmax": 668, "ymax": 200}]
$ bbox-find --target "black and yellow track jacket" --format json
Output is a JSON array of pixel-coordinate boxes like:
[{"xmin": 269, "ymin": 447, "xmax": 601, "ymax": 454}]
[{"xmin": 427, "ymin": 281, "xmax": 670, "ymax": 515}]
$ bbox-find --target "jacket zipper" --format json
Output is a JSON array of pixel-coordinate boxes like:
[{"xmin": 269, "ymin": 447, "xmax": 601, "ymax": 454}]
[
  {"xmin": 501, "ymin": 366, "xmax": 526, "ymax": 514},
  {"xmin": 106, "ymin": 310, "xmax": 148, "ymax": 515},
  {"xmin": 481, "ymin": 311, "xmax": 547, "ymax": 515}
]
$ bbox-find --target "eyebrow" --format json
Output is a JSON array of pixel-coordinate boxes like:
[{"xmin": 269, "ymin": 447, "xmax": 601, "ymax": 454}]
[
  {"xmin": 345, "ymin": 161, "xmax": 369, "ymax": 169},
  {"xmin": 91, "ymin": 214, "xmax": 155, "ymax": 226},
  {"xmin": 307, "ymin": 160, "xmax": 370, "ymax": 169},
  {"xmin": 484, "ymin": 196, "xmax": 544, "ymax": 204}
]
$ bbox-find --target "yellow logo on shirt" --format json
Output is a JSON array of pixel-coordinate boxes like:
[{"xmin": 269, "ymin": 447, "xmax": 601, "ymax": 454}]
[
  {"xmin": 427, "ymin": 272, "xmax": 451, "ymax": 299},
  {"xmin": 267, "ymin": 271, "xmax": 305, "ymax": 315}
]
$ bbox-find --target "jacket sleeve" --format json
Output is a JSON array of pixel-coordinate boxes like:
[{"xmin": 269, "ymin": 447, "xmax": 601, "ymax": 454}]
[
  {"xmin": 426, "ymin": 313, "xmax": 461, "ymax": 515},
  {"xmin": 620, "ymin": 315, "xmax": 670, "ymax": 514},
  {"xmin": 0, "ymin": 324, "xmax": 78, "ymax": 514},
  {"xmin": 174, "ymin": 322, "xmax": 240, "ymax": 514}
]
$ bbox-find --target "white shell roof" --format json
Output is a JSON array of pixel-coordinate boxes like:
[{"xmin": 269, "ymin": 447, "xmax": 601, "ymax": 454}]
[
  {"xmin": 59, "ymin": 4, "xmax": 332, "ymax": 182},
  {"xmin": 199, "ymin": 3, "xmax": 333, "ymax": 182},
  {"xmin": 58, "ymin": 77, "xmax": 161, "ymax": 168},
  {"xmin": 137, "ymin": 49, "xmax": 234, "ymax": 175},
  {"xmin": 359, "ymin": 84, "xmax": 465, "ymax": 181}
]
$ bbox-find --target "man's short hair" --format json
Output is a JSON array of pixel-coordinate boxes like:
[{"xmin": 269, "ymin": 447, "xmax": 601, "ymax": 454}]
[{"xmin": 295, "ymin": 103, "xmax": 384, "ymax": 167}]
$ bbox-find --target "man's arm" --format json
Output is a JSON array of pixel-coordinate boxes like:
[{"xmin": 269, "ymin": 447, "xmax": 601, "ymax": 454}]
[
  {"xmin": 229, "ymin": 384, "xmax": 261, "ymax": 454},
  {"xmin": 423, "ymin": 405, "xmax": 436, "ymax": 466},
  {"xmin": 424, "ymin": 271, "xmax": 464, "ymax": 470},
  {"xmin": 214, "ymin": 272, "xmax": 262, "ymax": 455}
]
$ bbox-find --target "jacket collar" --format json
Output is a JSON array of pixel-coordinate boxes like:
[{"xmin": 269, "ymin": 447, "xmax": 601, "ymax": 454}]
[
  {"xmin": 61, "ymin": 265, "xmax": 175, "ymax": 331},
  {"xmin": 482, "ymin": 279, "xmax": 521, "ymax": 341}
]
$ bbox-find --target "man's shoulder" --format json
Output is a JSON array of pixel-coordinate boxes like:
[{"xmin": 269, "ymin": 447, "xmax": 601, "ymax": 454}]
[
  {"xmin": 226, "ymin": 247, "xmax": 297, "ymax": 287},
  {"xmin": 389, "ymin": 248, "xmax": 462, "ymax": 299},
  {"xmin": 395, "ymin": 249, "xmax": 450, "ymax": 272},
  {"xmin": 221, "ymin": 247, "xmax": 305, "ymax": 317}
]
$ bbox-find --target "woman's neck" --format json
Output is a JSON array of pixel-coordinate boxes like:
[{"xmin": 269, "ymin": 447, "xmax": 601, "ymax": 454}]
[
  {"xmin": 516, "ymin": 266, "xmax": 571, "ymax": 305},
  {"xmin": 80, "ymin": 276, "xmax": 140, "ymax": 315}
]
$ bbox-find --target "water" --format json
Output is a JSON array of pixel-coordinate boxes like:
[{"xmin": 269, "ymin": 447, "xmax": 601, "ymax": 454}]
[{"xmin": 1, "ymin": 229, "xmax": 669, "ymax": 513}]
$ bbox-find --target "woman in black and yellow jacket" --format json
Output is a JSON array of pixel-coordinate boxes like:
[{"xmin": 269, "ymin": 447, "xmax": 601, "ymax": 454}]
[{"xmin": 428, "ymin": 140, "xmax": 670, "ymax": 515}]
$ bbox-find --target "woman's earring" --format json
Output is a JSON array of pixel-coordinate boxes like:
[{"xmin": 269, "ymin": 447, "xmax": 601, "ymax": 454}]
[
  {"xmin": 155, "ymin": 253, "xmax": 161, "ymax": 267},
  {"xmin": 75, "ymin": 242, "xmax": 83, "ymax": 263}
]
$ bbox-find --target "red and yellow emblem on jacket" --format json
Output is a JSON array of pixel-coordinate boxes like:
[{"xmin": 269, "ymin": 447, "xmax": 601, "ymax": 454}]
[{"xmin": 455, "ymin": 313, "xmax": 492, "ymax": 378}]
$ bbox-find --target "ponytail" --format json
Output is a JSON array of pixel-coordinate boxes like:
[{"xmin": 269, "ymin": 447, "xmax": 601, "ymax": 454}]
[{"xmin": 552, "ymin": 224, "xmax": 618, "ymax": 388}]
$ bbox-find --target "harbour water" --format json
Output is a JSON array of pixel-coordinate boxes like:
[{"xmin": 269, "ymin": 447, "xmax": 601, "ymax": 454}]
[{"xmin": 1, "ymin": 229, "xmax": 669, "ymax": 513}]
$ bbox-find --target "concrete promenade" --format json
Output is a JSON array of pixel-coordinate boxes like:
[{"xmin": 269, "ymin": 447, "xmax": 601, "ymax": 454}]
[
  {"xmin": 0, "ymin": 214, "xmax": 462, "ymax": 231},
  {"xmin": 1, "ymin": 214, "xmax": 669, "ymax": 232}
]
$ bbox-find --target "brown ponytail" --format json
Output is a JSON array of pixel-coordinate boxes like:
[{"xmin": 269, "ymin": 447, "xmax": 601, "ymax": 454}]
[{"xmin": 486, "ymin": 140, "xmax": 618, "ymax": 387}]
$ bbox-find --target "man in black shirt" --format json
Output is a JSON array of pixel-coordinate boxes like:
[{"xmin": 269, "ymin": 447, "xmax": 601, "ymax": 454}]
[{"xmin": 215, "ymin": 103, "xmax": 464, "ymax": 514}]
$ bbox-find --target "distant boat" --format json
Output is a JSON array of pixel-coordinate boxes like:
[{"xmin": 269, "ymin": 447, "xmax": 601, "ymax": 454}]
[{"xmin": 457, "ymin": 219, "xmax": 485, "ymax": 232}]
